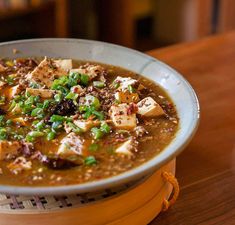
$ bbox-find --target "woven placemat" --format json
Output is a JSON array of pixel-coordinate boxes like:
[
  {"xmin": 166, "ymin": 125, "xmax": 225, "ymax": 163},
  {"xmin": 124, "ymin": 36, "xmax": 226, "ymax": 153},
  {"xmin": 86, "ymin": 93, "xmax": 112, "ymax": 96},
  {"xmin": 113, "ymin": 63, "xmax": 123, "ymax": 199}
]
[{"xmin": 0, "ymin": 179, "xmax": 141, "ymax": 211}]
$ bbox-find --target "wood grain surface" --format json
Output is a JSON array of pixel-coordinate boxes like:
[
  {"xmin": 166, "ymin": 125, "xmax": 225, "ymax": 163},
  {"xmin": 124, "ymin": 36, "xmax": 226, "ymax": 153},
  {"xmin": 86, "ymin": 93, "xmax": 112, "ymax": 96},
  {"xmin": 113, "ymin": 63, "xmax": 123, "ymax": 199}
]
[{"xmin": 148, "ymin": 31, "xmax": 235, "ymax": 225}]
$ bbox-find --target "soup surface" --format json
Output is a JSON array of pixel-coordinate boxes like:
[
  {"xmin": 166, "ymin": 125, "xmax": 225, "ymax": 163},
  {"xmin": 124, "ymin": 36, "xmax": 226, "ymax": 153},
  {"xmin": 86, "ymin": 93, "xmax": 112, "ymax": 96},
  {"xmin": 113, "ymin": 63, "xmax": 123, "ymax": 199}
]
[{"xmin": 0, "ymin": 57, "xmax": 178, "ymax": 186}]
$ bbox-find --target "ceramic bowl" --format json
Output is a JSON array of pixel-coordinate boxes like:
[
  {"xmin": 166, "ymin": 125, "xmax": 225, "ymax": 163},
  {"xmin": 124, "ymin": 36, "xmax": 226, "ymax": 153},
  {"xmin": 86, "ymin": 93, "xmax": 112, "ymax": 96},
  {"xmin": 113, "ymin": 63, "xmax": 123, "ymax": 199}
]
[{"xmin": 0, "ymin": 39, "xmax": 200, "ymax": 195}]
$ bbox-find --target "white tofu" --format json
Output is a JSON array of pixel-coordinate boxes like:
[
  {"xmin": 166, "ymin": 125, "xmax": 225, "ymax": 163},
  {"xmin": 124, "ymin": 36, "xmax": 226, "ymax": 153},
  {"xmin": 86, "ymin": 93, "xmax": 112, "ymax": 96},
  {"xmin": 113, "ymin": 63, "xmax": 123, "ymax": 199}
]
[
  {"xmin": 109, "ymin": 103, "xmax": 136, "ymax": 130},
  {"xmin": 8, "ymin": 85, "xmax": 22, "ymax": 99},
  {"xmin": 70, "ymin": 64, "xmax": 104, "ymax": 80},
  {"xmin": 113, "ymin": 76, "xmax": 138, "ymax": 91},
  {"xmin": 26, "ymin": 57, "xmax": 67, "ymax": 88},
  {"xmin": 73, "ymin": 120, "xmax": 100, "ymax": 132},
  {"xmin": 137, "ymin": 97, "xmax": 165, "ymax": 117},
  {"xmin": 114, "ymin": 91, "xmax": 139, "ymax": 103},
  {"xmin": 58, "ymin": 133, "xmax": 84, "ymax": 163},
  {"xmin": 70, "ymin": 85, "xmax": 84, "ymax": 94},
  {"xmin": 116, "ymin": 139, "xmax": 134, "ymax": 156},
  {"xmin": 26, "ymin": 88, "xmax": 55, "ymax": 98},
  {"xmin": 7, "ymin": 156, "xmax": 32, "ymax": 174},
  {"xmin": 0, "ymin": 141, "xmax": 21, "ymax": 160},
  {"xmin": 54, "ymin": 59, "xmax": 73, "ymax": 71}
]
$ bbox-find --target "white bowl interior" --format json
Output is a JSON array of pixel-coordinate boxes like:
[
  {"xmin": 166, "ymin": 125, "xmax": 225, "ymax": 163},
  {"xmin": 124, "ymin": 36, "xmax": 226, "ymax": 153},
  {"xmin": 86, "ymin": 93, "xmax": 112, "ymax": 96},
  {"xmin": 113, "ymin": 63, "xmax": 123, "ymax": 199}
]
[{"xmin": 0, "ymin": 39, "xmax": 199, "ymax": 195}]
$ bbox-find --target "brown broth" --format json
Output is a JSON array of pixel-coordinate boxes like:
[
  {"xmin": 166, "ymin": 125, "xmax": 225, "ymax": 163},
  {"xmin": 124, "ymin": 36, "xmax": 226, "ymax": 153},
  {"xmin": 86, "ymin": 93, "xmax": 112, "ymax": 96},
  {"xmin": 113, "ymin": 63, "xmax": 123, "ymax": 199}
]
[{"xmin": 0, "ymin": 59, "xmax": 178, "ymax": 186}]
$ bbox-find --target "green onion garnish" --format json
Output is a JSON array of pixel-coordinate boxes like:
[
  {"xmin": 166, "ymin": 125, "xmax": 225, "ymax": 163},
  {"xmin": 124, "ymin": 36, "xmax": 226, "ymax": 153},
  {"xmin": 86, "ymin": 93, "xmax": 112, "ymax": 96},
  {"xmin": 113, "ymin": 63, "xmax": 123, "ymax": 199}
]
[
  {"xmin": 84, "ymin": 156, "xmax": 97, "ymax": 166},
  {"xmin": 93, "ymin": 81, "xmax": 105, "ymax": 88}
]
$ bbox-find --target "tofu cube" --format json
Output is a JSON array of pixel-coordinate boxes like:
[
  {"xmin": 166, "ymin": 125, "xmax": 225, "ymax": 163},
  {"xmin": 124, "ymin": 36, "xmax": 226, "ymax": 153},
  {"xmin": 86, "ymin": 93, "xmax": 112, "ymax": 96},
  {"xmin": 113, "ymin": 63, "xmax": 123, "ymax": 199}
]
[
  {"xmin": 58, "ymin": 133, "xmax": 84, "ymax": 164},
  {"xmin": 26, "ymin": 88, "xmax": 55, "ymax": 98},
  {"xmin": 73, "ymin": 120, "xmax": 100, "ymax": 132},
  {"xmin": 70, "ymin": 64, "xmax": 104, "ymax": 80},
  {"xmin": 114, "ymin": 91, "xmax": 139, "ymax": 103},
  {"xmin": 116, "ymin": 139, "xmax": 134, "ymax": 156},
  {"xmin": 109, "ymin": 103, "xmax": 136, "ymax": 130},
  {"xmin": 26, "ymin": 57, "xmax": 67, "ymax": 88},
  {"xmin": 113, "ymin": 76, "xmax": 138, "ymax": 91},
  {"xmin": 137, "ymin": 97, "xmax": 165, "ymax": 117},
  {"xmin": 0, "ymin": 141, "xmax": 21, "ymax": 160},
  {"xmin": 54, "ymin": 59, "xmax": 73, "ymax": 71}
]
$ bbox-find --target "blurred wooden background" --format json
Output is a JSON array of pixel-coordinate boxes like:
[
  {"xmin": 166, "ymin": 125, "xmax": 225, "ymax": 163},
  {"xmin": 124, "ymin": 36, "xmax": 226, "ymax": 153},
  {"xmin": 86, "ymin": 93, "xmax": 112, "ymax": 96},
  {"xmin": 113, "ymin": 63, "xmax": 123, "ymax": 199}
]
[{"xmin": 0, "ymin": 0, "xmax": 235, "ymax": 50}]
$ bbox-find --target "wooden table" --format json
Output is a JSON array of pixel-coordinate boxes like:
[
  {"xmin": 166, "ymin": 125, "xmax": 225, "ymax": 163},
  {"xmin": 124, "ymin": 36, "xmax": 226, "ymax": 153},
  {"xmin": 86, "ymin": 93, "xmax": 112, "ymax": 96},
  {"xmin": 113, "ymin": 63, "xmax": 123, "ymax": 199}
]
[{"xmin": 148, "ymin": 32, "xmax": 235, "ymax": 225}]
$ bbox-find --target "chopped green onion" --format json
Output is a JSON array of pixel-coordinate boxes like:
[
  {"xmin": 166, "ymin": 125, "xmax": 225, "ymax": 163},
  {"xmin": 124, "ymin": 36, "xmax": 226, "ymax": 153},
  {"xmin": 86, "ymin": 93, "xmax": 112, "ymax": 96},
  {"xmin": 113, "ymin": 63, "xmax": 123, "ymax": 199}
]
[
  {"xmin": 80, "ymin": 74, "xmax": 89, "ymax": 86},
  {"xmin": 47, "ymin": 131, "xmax": 56, "ymax": 140},
  {"xmin": 84, "ymin": 156, "xmax": 97, "ymax": 166},
  {"xmin": 21, "ymin": 95, "xmax": 40, "ymax": 114},
  {"xmin": 31, "ymin": 108, "xmax": 44, "ymax": 118},
  {"xmin": 80, "ymin": 105, "xmax": 104, "ymax": 120},
  {"xmin": 100, "ymin": 122, "xmax": 111, "ymax": 133},
  {"xmin": 0, "ymin": 128, "xmax": 7, "ymax": 140},
  {"xmin": 91, "ymin": 127, "xmax": 104, "ymax": 140},
  {"xmin": 65, "ymin": 92, "xmax": 78, "ymax": 100},
  {"xmin": 54, "ymin": 93, "xmax": 62, "ymax": 102},
  {"xmin": 27, "ymin": 131, "xmax": 44, "ymax": 138},
  {"xmin": 67, "ymin": 122, "xmax": 82, "ymax": 134},
  {"xmin": 79, "ymin": 105, "xmax": 87, "ymax": 112},
  {"xmin": 13, "ymin": 133, "xmax": 24, "ymax": 140},
  {"xmin": 43, "ymin": 100, "xmax": 51, "ymax": 109},
  {"xmin": 128, "ymin": 85, "xmax": 136, "ymax": 93},
  {"xmin": 55, "ymin": 86, "xmax": 69, "ymax": 95},
  {"xmin": 32, "ymin": 120, "xmax": 39, "ymax": 125},
  {"xmin": 92, "ymin": 111, "xmax": 104, "ymax": 120},
  {"xmin": 35, "ymin": 121, "xmax": 45, "ymax": 130},
  {"xmin": 26, "ymin": 131, "xmax": 44, "ymax": 141},
  {"xmin": 6, "ymin": 119, "xmax": 12, "ymax": 126},
  {"xmin": 69, "ymin": 72, "xmax": 80, "ymax": 81},
  {"xmin": 0, "ymin": 115, "xmax": 5, "ymax": 126},
  {"xmin": 6, "ymin": 75, "xmax": 15, "ymax": 85},
  {"xmin": 52, "ymin": 121, "xmax": 63, "ymax": 131},
  {"xmin": 113, "ymin": 81, "xmax": 120, "ymax": 89},
  {"xmin": 25, "ymin": 90, "xmax": 31, "ymax": 97},
  {"xmin": 26, "ymin": 135, "xmax": 35, "ymax": 142},
  {"xmin": 43, "ymin": 128, "xmax": 51, "ymax": 133},
  {"xmin": 36, "ymin": 103, "xmax": 43, "ymax": 108},
  {"xmin": 85, "ymin": 95, "xmax": 100, "ymax": 109},
  {"xmin": 50, "ymin": 115, "xmax": 65, "ymax": 122},
  {"xmin": 8, "ymin": 101, "xmax": 17, "ymax": 112},
  {"xmin": 68, "ymin": 72, "xmax": 80, "ymax": 87},
  {"xmin": 51, "ymin": 76, "xmax": 68, "ymax": 90},
  {"xmin": 65, "ymin": 117, "xmax": 73, "ymax": 122},
  {"xmin": 93, "ymin": 81, "xmax": 105, "ymax": 88}
]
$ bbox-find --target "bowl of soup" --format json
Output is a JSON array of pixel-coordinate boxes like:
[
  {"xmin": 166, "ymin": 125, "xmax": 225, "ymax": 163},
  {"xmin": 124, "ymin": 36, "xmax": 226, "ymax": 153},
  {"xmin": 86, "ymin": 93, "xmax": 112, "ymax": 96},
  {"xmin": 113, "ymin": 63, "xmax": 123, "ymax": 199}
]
[{"xmin": 0, "ymin": 39, "xmax": 199, "ymax": 195}]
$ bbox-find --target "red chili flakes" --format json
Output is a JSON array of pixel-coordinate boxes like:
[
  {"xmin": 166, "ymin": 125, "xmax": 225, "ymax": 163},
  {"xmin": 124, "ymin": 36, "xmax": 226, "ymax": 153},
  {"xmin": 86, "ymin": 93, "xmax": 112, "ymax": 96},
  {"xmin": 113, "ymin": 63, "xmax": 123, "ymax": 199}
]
[{"xmin": 127, "ymin": 103, "xmax": 138, "ymax": 115}]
